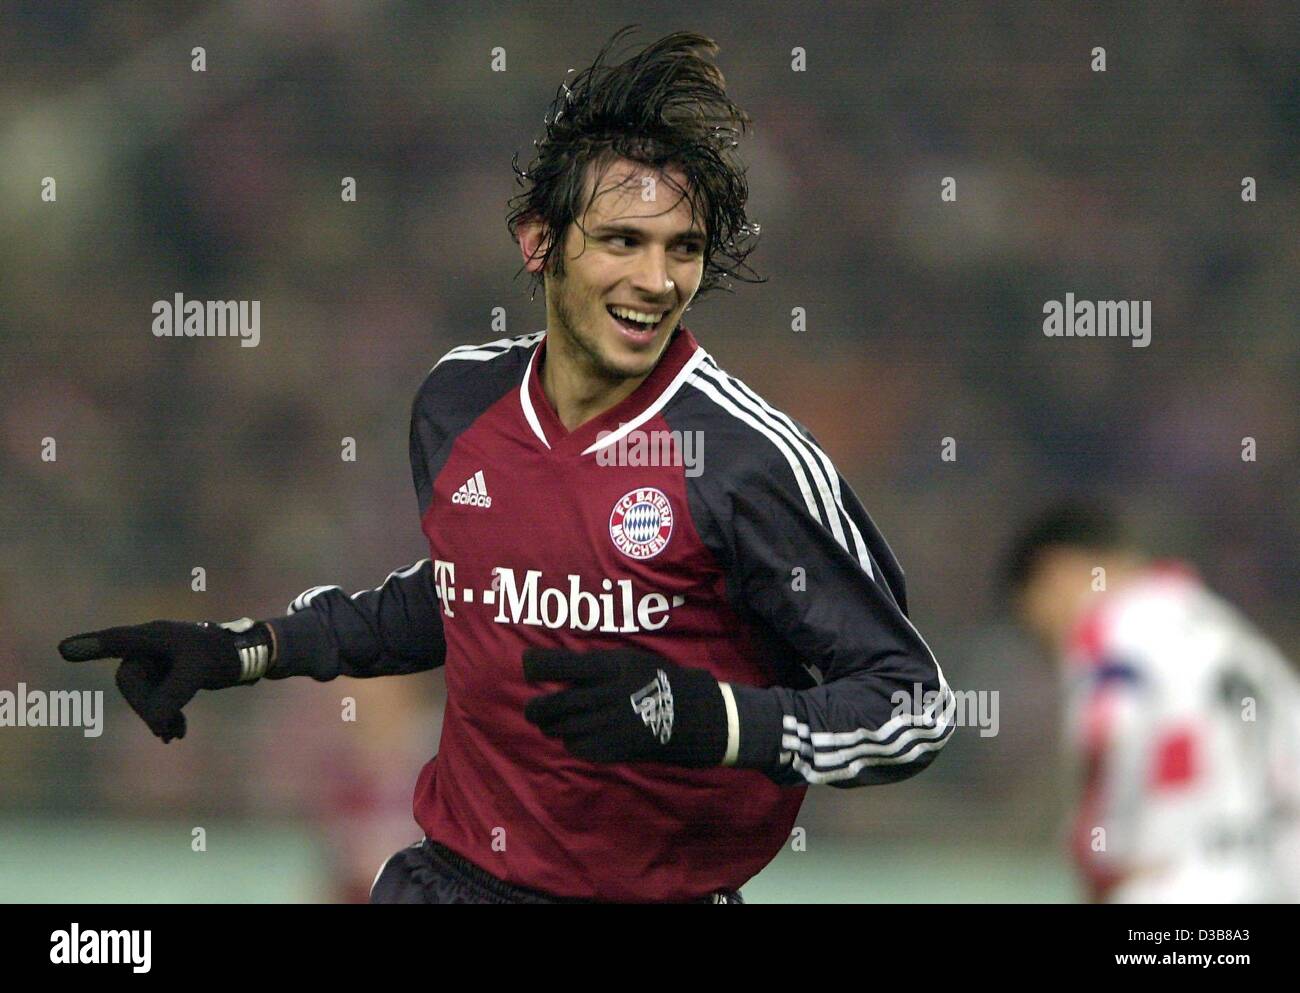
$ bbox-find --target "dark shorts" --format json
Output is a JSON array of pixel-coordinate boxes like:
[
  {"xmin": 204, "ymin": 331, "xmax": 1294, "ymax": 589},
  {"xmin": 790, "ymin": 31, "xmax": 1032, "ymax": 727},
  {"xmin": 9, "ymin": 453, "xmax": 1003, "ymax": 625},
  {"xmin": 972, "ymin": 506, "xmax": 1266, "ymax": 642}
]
[{"xmin": 368, "ymin": 837, "xmax": 743, "ymax": 904}]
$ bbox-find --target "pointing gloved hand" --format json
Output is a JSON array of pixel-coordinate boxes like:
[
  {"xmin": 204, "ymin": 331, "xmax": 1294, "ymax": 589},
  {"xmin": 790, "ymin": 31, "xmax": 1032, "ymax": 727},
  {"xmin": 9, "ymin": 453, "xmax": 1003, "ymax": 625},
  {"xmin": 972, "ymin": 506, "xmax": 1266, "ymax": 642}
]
[{"xmin": 58, "ymin": 619, "xmax": 273, "ymax": 742}]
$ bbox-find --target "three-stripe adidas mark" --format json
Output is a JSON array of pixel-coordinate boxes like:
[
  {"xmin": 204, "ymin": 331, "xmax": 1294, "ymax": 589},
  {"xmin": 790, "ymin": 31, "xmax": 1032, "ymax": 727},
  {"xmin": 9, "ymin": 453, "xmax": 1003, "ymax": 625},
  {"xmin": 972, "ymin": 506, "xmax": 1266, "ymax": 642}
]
[{"xmin": 451, "ymin": 470, "xmax": 492, "ymax": 508}]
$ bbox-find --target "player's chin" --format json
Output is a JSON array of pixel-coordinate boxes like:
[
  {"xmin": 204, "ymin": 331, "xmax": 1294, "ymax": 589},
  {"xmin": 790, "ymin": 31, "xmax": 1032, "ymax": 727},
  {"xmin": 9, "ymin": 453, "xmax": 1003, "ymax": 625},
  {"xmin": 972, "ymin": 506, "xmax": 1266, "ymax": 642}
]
[{"xmin": 599, "ymin": 341, "xmax": 665, "ymax": 380}]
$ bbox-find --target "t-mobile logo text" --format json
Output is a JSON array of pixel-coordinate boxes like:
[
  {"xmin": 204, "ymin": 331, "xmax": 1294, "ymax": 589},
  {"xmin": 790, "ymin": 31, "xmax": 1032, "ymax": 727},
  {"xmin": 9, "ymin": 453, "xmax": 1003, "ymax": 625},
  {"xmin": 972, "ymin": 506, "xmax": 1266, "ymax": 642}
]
[{"xmin": 433, "ymin": 560, "xmax": 684, "ymax": 632}]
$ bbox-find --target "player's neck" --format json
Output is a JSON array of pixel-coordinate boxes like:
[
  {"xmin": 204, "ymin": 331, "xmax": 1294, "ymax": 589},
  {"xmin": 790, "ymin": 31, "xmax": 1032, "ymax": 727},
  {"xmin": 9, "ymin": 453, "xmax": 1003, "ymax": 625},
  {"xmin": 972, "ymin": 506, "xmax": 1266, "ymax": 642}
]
[{"xmin": 540, "ymin": 334, "xmax": 650, "ymax": 433}]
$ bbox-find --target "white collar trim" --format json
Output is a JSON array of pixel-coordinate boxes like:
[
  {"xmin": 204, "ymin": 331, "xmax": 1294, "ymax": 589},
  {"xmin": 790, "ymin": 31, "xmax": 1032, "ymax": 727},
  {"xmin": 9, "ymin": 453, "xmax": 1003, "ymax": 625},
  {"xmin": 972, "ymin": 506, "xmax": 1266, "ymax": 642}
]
[
  {"xmin": 580, "ymin": 347, "xmax": 707, "ymax": 456},
  {"xmin": 519, "ymin": 340, "xmax": 551, "ymax": 449},
  {"xmin": 520, "ymin": 335, "xmax": 706, "ymax": 456}
]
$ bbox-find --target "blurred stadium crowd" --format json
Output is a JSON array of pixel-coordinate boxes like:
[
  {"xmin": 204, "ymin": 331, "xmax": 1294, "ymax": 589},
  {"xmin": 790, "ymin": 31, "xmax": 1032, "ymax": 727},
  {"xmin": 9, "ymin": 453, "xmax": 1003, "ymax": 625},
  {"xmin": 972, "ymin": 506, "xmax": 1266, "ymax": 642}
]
[{"xmin": 1, "ymin": 2, "xmax": 1296, "ymax": 900}]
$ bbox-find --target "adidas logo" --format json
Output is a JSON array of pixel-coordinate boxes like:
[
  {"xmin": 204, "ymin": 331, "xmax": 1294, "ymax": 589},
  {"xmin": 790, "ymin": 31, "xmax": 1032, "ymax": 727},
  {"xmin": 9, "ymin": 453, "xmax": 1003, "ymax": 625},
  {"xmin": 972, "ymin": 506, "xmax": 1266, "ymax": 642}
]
[
  {"xmin": 451, "ymin": 470, "xmax": 492, "ymax": 508},
  {"xmin": 630, "ymin": 669, "xmax": 674, "ymax": 745}
]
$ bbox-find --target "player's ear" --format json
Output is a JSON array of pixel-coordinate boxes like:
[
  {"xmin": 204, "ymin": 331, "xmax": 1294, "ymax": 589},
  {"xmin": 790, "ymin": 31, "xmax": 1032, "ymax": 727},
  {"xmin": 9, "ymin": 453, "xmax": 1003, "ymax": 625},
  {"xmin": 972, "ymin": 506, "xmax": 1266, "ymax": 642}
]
[{"xmin": 517, "ymin": 215, "xmax": 555, "ymax": 273}]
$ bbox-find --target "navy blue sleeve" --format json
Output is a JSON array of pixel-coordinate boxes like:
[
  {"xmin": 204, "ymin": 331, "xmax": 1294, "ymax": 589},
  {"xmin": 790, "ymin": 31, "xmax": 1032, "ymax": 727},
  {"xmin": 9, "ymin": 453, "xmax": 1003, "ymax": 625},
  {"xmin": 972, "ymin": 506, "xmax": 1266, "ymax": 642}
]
[
  {"xmin": 265, "ymin": 560, "xmax": 445, "ymax": 681},
  {"xmin": 681, "ymin": 366, "xmax": 955, "ymax": 787}
]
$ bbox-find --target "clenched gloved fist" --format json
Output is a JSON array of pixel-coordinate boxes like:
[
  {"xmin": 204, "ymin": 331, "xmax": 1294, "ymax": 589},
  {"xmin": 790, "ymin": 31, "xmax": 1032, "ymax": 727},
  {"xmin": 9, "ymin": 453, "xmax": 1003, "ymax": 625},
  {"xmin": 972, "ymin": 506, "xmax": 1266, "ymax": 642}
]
[
  {"xmin": 59, "ymin": 619, "xmax": 273, "ymax": 742},
  {"xmin": 523, "ymin": 647, "xmax": 728, "ymax": 768}
]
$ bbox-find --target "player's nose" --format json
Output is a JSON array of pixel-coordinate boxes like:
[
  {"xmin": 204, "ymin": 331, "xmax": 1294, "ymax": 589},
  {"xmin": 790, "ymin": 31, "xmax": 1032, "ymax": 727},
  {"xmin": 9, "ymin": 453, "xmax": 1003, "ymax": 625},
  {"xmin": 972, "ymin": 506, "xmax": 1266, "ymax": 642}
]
[{"xmin": 628, "ymin": 246, "xmax": 674, "ymax": 302}]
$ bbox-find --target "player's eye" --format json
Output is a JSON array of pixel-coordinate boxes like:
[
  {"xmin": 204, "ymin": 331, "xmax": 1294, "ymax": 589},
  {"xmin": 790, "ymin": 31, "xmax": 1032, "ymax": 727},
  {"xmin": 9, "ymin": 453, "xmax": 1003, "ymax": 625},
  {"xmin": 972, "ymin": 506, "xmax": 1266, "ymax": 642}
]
[{"xmin": 607, "ymin": 236, "xmax": 700, "ymax": 254}]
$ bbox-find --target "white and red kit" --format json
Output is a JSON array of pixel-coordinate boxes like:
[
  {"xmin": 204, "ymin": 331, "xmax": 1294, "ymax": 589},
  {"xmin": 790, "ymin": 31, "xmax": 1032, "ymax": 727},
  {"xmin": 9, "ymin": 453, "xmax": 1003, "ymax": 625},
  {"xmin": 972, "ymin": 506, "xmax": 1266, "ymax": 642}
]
[{"xmin": 1063, "ymin": 563, "xmax": 1300, "ymax": 902}]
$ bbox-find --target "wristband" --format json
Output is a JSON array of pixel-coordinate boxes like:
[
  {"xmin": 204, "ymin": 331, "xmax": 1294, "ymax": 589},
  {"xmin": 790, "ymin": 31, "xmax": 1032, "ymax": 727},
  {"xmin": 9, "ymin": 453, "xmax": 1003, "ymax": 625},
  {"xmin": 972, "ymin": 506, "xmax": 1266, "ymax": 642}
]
[{"xmin": 215, "ymin": 618, "xmax": 274, "ymax": 683}]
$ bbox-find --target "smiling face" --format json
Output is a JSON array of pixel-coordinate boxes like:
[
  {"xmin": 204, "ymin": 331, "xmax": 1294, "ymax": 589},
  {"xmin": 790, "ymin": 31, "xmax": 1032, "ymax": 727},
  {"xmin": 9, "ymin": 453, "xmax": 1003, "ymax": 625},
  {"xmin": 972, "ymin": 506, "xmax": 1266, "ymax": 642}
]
[{"xmin": 522, "ymin": 157, "xmax": 707, "ymax": 384}]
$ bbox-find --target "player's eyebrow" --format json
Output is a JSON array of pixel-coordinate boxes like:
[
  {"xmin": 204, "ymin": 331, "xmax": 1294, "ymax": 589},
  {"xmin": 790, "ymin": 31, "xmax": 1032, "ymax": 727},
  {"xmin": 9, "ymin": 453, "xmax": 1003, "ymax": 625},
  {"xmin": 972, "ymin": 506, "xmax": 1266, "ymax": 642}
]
[{"xmin": 592, "ymin": 223, "xmax": 706, "ymax": 242}]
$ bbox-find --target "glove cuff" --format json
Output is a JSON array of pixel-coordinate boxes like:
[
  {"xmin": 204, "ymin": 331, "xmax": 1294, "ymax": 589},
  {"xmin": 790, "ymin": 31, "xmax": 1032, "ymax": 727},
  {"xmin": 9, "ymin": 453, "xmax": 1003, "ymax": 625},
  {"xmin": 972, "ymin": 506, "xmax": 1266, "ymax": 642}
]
[
  {"xmin": 718, "ymin": 683, "xmax": 741, "ymax": 765},
  {"xmin": 724, "ymin": 683, "xmax": 785, "ymax": 772},
  {"xmin": 216, "ymin": 618, "xmax": 274, "ymax": 683}
]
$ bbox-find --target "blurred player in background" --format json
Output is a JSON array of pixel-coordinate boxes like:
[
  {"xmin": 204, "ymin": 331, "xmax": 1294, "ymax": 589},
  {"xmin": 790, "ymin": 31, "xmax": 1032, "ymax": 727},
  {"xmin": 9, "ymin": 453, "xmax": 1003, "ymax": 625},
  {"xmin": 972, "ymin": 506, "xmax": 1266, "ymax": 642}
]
[{"xmin": 1004, "ymin": 501, "xmax": 1300, "ymax": 903}]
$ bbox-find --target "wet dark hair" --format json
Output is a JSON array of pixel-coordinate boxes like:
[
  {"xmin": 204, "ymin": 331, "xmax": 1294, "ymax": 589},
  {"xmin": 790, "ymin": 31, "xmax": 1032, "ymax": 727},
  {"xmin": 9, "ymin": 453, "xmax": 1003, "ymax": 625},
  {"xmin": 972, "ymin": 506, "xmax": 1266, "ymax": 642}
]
[
  {"xmin": 1000, "ymin": 499, "xmax": 1128, "ymax": 597},
  {"xmin": 506, "ymin": 26, "xmax": 765, "ymax": 302}
]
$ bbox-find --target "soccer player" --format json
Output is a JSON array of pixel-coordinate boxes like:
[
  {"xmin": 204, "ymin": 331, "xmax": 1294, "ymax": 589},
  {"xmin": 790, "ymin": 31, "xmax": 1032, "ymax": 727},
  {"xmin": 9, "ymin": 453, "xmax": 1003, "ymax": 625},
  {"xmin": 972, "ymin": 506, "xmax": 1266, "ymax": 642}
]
[
  {"xmin": 59, "ymin": 28, "xmax": 954, "ymax": 904},
  {"xmin": 1003, "ymin": 501, "xmax": 1300, "ymax": 903}
]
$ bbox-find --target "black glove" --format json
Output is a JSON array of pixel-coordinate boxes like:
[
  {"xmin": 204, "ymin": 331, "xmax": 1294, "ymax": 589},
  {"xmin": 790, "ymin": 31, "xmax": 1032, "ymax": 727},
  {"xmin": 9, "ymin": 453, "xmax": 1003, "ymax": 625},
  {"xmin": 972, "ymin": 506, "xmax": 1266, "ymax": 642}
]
[
  {"xmin": 523, "ymin": 647, "xmax": 728, "ymax": 767},
  {"xmin": 58, "ymin": 619, "xmax": 273, "ymax": 743}
]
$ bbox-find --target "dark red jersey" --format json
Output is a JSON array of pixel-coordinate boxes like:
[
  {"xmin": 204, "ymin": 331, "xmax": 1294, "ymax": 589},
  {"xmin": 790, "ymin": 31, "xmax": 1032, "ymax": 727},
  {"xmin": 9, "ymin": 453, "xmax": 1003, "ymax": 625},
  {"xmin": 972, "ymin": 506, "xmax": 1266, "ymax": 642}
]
[{"xmin": 269, "ymin": 325, "xmax": 953, "ymax": 901}]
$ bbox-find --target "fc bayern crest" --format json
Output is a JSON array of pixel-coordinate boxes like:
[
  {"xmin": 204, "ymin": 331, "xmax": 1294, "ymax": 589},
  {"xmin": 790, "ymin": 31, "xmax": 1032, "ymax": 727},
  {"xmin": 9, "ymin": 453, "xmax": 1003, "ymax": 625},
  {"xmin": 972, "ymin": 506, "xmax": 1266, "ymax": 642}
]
[{"xmin": 609, "ymin": 487, "xmax": 674, "ymax": 560}]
